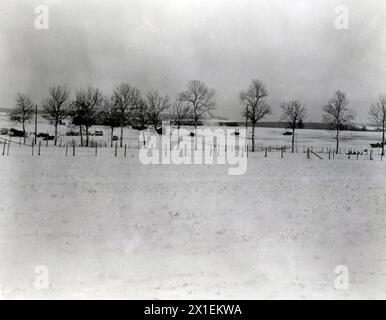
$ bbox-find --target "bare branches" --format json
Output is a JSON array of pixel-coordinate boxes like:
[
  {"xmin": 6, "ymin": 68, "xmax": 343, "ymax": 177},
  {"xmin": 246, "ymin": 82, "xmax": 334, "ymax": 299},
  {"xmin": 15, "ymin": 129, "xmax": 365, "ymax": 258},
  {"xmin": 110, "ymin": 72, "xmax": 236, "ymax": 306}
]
[
  {"xmin": 113, "ymin": 83, "xmax": 141, "ymax": 126},
  {"xmin": 100, "ymin": 96, "xmax": 120, "ymax": 129},
  {"xmin": 239, "ymin": 79, "xmax": 271, "ymax": 152},
  {"xmin": 178, "ymin": 80, "xmax": 216, "ymax": 129},
  {"xmin": 72, "ymin": 87, "xmax": 103, "ymax": 147},
  {"xmin": 322, "ymin": 90, "xmax": 356, "ymax": 153},
  {"xmin": 368, "ymin": 95, "xmax": 386, "ymax": 129},
  {"xmin": 100, "ymin": 96, "xmax": 120, "ymax": 147},
  {"xmin": 11, "ymin": 93, "xmax": 34, "ymax": 121},
  {"xmin": 113, "ymin": 83, "xmax": 141, "ymax": 146},
  {"xmin": 133, "ymin": 99, "xmax": 149, "ymax": 131},
  {"xmin": 280, "ymin": 100, "xmax": 307, "ymax": 152},
  {"xmin": 368, "ymin": 94, "xmax": 386, "ymax": 155},
  {"xmin": 280, "ymin": 100, "xmax": 307, "ymax": 130},
  {"xmin": 10, "ymin": 93, "xmax": 34, "ymax": 138},
  {"xmin": 239, "ymin": 79, "xmax": 271, "ymax": 125},
  {"xmin": 172, "ymin": 100, "xmax": 192, "ymax": 129},
  {"xmin": 322, "ymin": 90, "xmax": 355, "ymax": 128},
  {"xmin": 145, "ymin": 89, "xmax": 170, "ymax": 131},
  {"xmin": 43, "ymin": 85, "xmax": 70, "ymax": 125},
  {"xmin": 42, "ymin": 85, "xmax": 70, "ymax": 145}
]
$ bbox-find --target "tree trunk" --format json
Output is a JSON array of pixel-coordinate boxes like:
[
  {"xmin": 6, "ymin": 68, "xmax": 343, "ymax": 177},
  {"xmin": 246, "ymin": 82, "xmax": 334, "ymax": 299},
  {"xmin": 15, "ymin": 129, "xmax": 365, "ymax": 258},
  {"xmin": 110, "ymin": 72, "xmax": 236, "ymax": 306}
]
[
  {"xmin": 382, "ymin": 125, "xmax": 385, "ymax": 156},
  {"xmin": 86, "ymin": 126, "xmax": 89, "ymax": 147},
  {"xmin": 34, "ymin": 105, "xmax": 38, "ymax": 145},
  {"xmin": 252, "ymin": 124, "xmax": 255, "ymax": 152},
  {"xmin": 292, "ymin": 127, "xmax": 295, "ymax": 153},
  {"xmin": 194, "ymin": 113, "xmax": 198, "ymax": 150},
  {"xmin": 336, "ymin": 127, "xmax": 339, "ymax": 154},
  {"xmin": 120, "ymin": 125, "xmax": 123, "ymax": 148},
  {"xmin": 111, "ymin": 127, "xmax": 114, "ymax": 148},
  {"xmin": 142, "ymin": 129, "xmax": 146, "ymax": 146},
  {"xmin": 79, "ymin": 125, "xmax": 83, "ymax": 147},
  {"xmin": 22, "ymin": 120, "xmax": 26, "ymax": 144},
  {"xmin": 54, "ymin": 122, "xmax": 58, "ymax": 146},
  {"xmin": 245, "ymin": 106, "xmax": 248, "ymax": 132}
]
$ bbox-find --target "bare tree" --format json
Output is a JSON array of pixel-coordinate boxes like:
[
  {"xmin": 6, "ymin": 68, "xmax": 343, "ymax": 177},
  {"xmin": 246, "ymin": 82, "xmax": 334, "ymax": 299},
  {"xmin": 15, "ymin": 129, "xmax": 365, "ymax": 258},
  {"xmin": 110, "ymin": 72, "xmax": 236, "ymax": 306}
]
[
  {"xmin": 280, "ymin": 100, "xmax": 307, "ymax": 153},
  {"xmin": 172, "ymin": 100, "xmax": 191, "ymax": 129},
  {"xmin": 178, "ymin": 80, "xmax": 215, "ymax": 132},
  {"xmin": 113, "ymin": 83, "xmax": 141, "ymax": 147},
  {"xmin": 133, "ymin": 99, "xmax": 149, "ymax": 145},
  {"xmin": 72, "ymin": 87, "xmax": 103, "ymax": 147},
  {"xmin": 242, "ymin": 105, "xmax": 249, "ymax": 132},
  {"xmin": 172, "ymin": 100, "xmax": 192, "ymax": 142},
  {"xmin": 368, "ymin": 94, "xmax": 386, "ymax": 156},
  {"xmin": 42, "ymin": 85, "xmax": 70, "ymax": 145},
  {"xmin": 239, "ymin": 79, "xmax": 271, "ymax": 152},
  {"xmin": 10, "ymin": 93, "xmax": 34, "ymax": 143},
  {"xmin": 100, "ymin": 96, "xmax": 120, "ymax": 147},
  {"xmin": 322, "ymin": 90, "xmax": 356, "ymax": 153},
  {"xmin": 145, "ymin": 89, "xmax": 170, "ymax": 132}
]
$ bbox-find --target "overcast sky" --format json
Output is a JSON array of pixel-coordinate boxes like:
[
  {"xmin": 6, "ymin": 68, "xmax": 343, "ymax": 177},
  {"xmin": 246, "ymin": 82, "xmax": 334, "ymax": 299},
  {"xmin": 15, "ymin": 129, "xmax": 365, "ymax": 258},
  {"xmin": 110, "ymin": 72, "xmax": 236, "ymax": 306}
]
[{"xmin": 1, "ymin": 0, "xmax": 386, "ymax": 122}]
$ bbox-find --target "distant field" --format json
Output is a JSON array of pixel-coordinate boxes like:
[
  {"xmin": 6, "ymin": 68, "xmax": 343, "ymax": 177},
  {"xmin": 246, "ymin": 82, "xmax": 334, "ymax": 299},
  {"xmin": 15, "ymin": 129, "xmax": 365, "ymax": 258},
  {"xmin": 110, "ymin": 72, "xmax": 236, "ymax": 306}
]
[{"xmin": 0, "ymin": 111, "xmax": 383, "ymax": 153}]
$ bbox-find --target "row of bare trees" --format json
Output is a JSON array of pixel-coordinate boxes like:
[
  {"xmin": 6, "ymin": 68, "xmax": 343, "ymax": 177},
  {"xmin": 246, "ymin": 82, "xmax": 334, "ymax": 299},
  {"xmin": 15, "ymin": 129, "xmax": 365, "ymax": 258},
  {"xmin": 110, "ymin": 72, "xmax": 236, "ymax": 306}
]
[
  {"xmin": 10, "ymin": 80, "xmax": 217, "ymax": 147},
  {"xmin": 239, "ymin": 78, "xmax": 386, "ymax": 155},
  {"xmin": 239, "ymin": 79, "xmax": 308, "ymax": 153},
  {"xmin": 9, "ymin": 78, "xmax": 386, "ymax": 155}
]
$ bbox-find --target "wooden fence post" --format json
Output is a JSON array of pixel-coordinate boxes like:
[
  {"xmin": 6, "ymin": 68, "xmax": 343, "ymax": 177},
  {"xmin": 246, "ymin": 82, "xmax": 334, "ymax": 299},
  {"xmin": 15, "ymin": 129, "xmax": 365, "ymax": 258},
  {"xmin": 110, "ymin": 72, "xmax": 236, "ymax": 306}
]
[
  {"xmin": 307, "ymin": 148, "xmax": 310, "ymax": 159},
  {"xmin": 7, "ymin": 139, "xmax": 10, "ymax": 155},
  {"xmin": 32, "ymin": 141, "xmax": 34, "ymax": 156},
  {"xmin": 95, "ymin": 143, "xmax": 98, "ymax": 156},
  {"xmin": 65, "ymin": 142, "xmax": 68, "ymax": 156},
  {"xmin": 265, "ymin": 147, "xmax": 267, "ymax": 158},
  {"xmin": 115, "ymin": 142, "xmax": 117, "ymax": 157},
  {"xmin": 38, "ymin": 141, "xmax": 41, "ymax": 156},
  {"xmin": 124, "ymin": 144, "xmax": 127, "ymax": 157},
  {"xmin": 73, "ymin": 141, "xmax": 75, "ymax": 156},
  {"xmin": 2, "ymin": 141, "xmax": 5, "ymax": 156}
]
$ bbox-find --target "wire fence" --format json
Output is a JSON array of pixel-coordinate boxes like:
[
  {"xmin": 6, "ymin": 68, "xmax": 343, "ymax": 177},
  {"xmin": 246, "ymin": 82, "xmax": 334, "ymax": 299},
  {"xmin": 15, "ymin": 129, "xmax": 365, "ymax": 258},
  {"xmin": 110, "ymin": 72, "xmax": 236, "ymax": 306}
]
[{"xmin": 1, "ymin": 135, "xmax": 384, "ymax": 162}]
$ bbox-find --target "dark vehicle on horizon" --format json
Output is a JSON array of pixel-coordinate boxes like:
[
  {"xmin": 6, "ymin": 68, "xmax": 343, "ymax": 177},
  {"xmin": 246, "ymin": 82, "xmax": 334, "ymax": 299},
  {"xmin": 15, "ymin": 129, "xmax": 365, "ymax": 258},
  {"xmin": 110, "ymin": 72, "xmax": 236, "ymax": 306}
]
[
  {"xmin": 66, "ymin": 130, "xmax": 80, "ymax": 136},
  {"xmin": 94, "ymin": 130, "xmax": 104, "ymax": 136},
  {"xmin": 10, "ymin": 128, "xmax": 25, "ymax": 137},
  {"xmin": 36, "ymin": 132, "xmax": 50, "ymax": 138},
  {"xmin": 370, "ymin": 142, "xmax": 386, "ymax": 148},
  {"xmin": 132, "ymin": 124, "xmax": 148, "ymax": 130}
]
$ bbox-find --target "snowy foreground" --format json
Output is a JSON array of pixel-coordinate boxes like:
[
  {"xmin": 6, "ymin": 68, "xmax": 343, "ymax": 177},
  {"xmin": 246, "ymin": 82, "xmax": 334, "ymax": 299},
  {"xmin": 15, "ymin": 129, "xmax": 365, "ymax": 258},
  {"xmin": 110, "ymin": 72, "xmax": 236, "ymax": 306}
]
[{"xmin": 0, "ymin": 148, "xmax": 386, "ymax": 299}]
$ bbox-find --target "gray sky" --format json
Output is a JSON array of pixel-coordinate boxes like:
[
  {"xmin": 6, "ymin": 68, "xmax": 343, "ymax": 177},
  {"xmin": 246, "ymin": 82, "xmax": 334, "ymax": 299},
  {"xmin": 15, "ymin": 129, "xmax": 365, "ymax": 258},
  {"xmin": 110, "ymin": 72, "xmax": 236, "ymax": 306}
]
[{"xmin": 1, "ymin": 0, "xmax": 386, "ymax": 122}]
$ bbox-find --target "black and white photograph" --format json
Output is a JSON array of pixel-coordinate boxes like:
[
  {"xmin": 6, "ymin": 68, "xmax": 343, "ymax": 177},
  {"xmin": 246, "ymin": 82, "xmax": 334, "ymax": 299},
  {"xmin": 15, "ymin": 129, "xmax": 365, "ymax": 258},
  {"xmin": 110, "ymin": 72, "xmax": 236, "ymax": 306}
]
[{"xmin": 0, "ymin": 0, "xmax": 386, "ymax": 303}]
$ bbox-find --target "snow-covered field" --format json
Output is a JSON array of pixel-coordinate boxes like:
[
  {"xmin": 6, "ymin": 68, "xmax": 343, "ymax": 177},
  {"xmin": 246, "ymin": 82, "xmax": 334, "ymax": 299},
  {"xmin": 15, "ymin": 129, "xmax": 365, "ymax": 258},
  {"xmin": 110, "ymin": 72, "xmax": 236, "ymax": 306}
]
[{"xmin": 0, "ymin": 143, "xmax": 386, "ymax": 299}]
